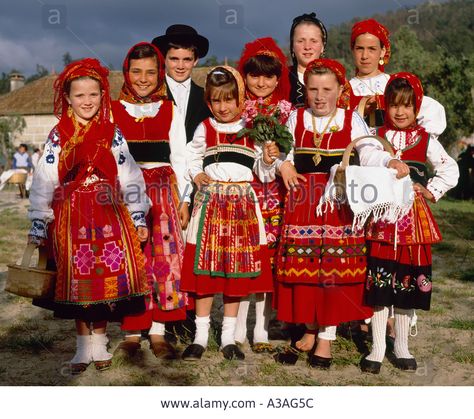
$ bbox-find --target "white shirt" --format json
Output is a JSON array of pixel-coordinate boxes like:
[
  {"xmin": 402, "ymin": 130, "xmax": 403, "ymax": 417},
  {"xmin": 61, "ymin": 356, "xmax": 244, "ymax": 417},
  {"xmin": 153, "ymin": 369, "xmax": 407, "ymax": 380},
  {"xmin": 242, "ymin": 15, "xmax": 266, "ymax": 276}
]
[
  {"xmin": 187, "ymin": 118, "xmax": 275, "ymax": 183},
  {"xmin": 284, "ymin": 108, "xmax": 394, "ymax": 168},
  {"xmin": 118, "ymin": 99, "xmax": 191, "ymax": 203},
  {"xmin": 28, "ymin": 127, "xmax": 150, "ymax": 224},
  {"xmin": 349, "ymin": 73, "xmax": 447, "ymax": 136},
  {"xmin": 166, "ymin": 74, "xmax": 191, "ymax": 120},
  {"xmin": 385, "ymin": 129, "xmax": 459, "ymax": 201}
]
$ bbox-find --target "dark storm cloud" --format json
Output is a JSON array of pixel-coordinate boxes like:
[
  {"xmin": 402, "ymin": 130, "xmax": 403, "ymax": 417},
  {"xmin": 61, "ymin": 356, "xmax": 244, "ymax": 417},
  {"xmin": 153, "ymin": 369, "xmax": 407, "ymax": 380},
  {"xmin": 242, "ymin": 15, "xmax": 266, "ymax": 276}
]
[{"xmin": 0, "ymin": 0, "xmax": 430, "ymax": 75}]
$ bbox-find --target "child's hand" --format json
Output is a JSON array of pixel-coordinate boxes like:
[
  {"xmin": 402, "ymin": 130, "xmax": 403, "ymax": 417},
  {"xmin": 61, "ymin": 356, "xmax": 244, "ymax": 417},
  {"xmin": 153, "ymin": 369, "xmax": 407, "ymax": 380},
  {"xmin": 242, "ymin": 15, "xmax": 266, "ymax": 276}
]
[
  {"xmin": 280, "ymin": 161, "xmax": 307, "ymax": 190},
  {"xmin": 179, "ymin": 202, "xmax": 190, "ymax": 229},
  {"xmin": 27, "ymin": 235, "xmax": 46, "ymax": 247},
  {"xmin": 194, "ymin": 172, "xmax": 211, "ymax": 189},
  {"xmin": 263, "ymin": 141, "xmax": 280, "ymax": 165},
  {"xmin": 364, "ymin": 95, "xmax": 378, "ymax": 115},
  {"xmin": 413, "ymin": 183, "xmax": 435, "ymax": 202},
  {"xmin": 136, "ymin": 226, "xmax": 148, "ymax": 242},
  {"xmin": 388, "ymin": 159, "xmax": 410, "ymax": 179}
]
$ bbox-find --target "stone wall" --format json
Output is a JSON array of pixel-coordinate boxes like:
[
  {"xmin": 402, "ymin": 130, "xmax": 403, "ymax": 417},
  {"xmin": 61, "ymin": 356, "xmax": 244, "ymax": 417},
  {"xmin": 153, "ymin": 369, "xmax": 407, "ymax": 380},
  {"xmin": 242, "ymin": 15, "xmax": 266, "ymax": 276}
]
[{"xmin": 12, "ymin": 114, "xmax": 57, "ymax": 148}]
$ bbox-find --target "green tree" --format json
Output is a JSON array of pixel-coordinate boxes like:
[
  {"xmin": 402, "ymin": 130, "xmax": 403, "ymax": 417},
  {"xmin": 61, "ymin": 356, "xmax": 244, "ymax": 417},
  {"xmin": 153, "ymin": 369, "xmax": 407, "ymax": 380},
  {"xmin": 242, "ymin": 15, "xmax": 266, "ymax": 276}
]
[{"xmin": 26, "ymin": 64, "xmax": 49, "ymax": 84}]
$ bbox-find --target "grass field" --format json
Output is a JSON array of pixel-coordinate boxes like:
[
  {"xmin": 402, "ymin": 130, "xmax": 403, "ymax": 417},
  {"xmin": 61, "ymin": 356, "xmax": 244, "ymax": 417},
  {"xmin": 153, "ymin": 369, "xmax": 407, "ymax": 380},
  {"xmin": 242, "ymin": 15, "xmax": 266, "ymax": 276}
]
[{"xmin": 0, "ymin": 195, "xmax": 472, "ymax": 386}]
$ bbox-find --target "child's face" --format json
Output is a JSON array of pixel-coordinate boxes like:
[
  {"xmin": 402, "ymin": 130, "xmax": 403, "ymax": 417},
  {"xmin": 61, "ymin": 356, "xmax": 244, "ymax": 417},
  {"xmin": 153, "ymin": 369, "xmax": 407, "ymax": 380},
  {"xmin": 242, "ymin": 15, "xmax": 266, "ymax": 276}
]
[
  {"xmin": 306, "ymin": 73, "xmax": 342, "ymax": 117},
  {"xmin": 129, "ymin": 57, "xmax": 159, "ymax": 97},
  {"xmin": 66, "ymin": 78, "xmax": 102, "ymax": 125},
  {"xmin": 165, "ymin": 47, "xmax": 197, "ymax": 83},
  {"xmin": 352, "ymin": 33, "xmax": 386, "ymax": 78},
  {"xmin": 209, "ymin": 91, "xmax": 240, "ymax": 123},
  {"xmin": 292, "ymin": 23, "xmax": 324, "ymax": 70},
  {"xmin": 245, "ymin": 73, "xmax": 278, "ymax": 99},
  {"xmin": 388, "ymin": 102, "xmax": 416, "ymax": 129}
]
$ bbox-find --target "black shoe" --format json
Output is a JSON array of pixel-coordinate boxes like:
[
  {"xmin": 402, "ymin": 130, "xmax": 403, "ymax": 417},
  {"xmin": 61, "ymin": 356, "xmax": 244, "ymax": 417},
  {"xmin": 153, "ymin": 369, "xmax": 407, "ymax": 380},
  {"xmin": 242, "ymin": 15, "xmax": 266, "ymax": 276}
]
[
  {"xmin": 308, "ymin": 354, "xmax": 332, "ymax": 370},
  {"xmin": 360, "ymin": 356, "xmax": 381, "ymax": 374},
  {"xmin": 394, "ymin": 357, "xmax": 417, "ymax": 371},
  {"xmin": 182, "ymin": 343, "xmax": 205, "ymax": 361},
  {"xmin": 274, "ymin": 345, "xmax": 300, "ymax": 365},
  {"xmin": 221, "ymin": 344, "xmax": 245, "ymax": 361}
]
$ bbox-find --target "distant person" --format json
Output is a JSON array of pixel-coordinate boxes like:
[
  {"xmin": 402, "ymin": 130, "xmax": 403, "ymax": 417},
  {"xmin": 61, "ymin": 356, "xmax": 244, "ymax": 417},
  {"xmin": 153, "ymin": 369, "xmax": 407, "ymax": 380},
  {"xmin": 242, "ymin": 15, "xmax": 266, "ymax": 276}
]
[
  {"xmin": 0, "ymin": 144, "xmax": 32, "ymax": 197},
  {"xmin": 288, "ymin": 12, "xmax": 328, "ymax": 107},
  {"xmin": 152, "ymin": 24, "xmax": 211, "ymax": 143},
  {"xmin": 31, "ymin": 147, "xmax": 43, "ymax": 170}
]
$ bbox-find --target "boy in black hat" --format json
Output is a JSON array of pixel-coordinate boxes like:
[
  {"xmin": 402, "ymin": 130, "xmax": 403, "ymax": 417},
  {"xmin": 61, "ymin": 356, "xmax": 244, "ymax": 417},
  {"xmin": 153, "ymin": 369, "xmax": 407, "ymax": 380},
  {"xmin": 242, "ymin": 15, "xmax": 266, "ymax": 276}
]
[{"xmin": 152, "ymin": 24, "xmax": 211, "ymax": 144}]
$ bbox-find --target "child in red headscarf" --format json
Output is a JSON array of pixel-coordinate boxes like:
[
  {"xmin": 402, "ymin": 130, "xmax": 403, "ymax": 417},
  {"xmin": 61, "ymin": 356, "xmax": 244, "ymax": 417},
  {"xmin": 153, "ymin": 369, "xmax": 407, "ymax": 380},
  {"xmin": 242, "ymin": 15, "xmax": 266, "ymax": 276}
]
[
  {"xmin": 275, "ymin": 58, "xmax": 410, "ymax": 369},
  {"xmin": 360, "ymin": 73, "xmax": 459, "ymax": 374},
  {"xmin": 181, "ymin": 66, "xmax": 278, "ymax": 362},
  {"xmin": 349, "ymin": 18, "xmax": 446, "ymax": 136},
  {"xmin": 28, "ymin": 58, "xmax": 150, "ymax": 374},
  {"xmin": 112, "ymin": 42, "xmax": 192, "ymax": 360},
  {"xmin": 234, "ymin": 37, "xmax": 292, "ymax": 353}
]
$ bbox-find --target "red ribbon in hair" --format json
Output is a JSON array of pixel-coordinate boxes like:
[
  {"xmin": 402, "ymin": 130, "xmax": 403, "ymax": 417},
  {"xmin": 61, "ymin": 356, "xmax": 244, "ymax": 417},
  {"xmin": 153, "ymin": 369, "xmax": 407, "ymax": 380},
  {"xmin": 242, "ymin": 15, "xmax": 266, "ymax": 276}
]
[
  {"xmin": 304, "ymin": 58, "xmax": 352, "ymax": 109},
  {"xmin": 237, "ymin": 37, "xmax": 290, "ymax": 104},
  {"xmin": 351, "ymin": 19, "xmax": 391, "ymax": 73}
]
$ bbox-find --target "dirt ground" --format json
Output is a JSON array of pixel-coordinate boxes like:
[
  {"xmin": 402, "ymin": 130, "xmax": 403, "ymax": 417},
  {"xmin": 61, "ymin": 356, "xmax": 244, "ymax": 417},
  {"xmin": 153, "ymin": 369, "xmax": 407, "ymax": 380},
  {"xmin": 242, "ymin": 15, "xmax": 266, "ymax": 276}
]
[{"xmin": 0, "ymin": 188, "xmax": 472, "ymax": 386}]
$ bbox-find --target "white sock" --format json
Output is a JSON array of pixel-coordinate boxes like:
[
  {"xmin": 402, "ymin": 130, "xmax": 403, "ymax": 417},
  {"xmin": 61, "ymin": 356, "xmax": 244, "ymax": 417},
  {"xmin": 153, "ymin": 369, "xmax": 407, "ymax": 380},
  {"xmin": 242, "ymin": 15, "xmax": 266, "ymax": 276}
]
[
  {"xmin": 221, "ymin": 316, "xmax": 237, "ymax": 348},
  {"xmin": 394, "ymin": 308, "xmax": 414, "ymax": 359},
  {"xmin": 149, "ymin": 321, "xmax": 166, "ymax": 336},
  {"xmin": 193, "ymin": 315, "xmax": 210, "ymax": 347},
  {"xmin": 318, "ymin": 325, "xmax": 337, "ymax": 341},
  {"xmin": 366, "ymin": 306, "xmax": 389, "ymax": 363},
  {"xmin": 70, "ymin": 334, "xmax": 92, "ymax": 364},
  {"xmin": 234, "ymin": 297, "xmax": 250, "ymax": 344},
  {"xmin": 91, "ymin": 331, "xmax": 113, "ymax": 361},
  {"xmin": 253, "ymin": 293, "xmax": 272, "ymax": 344},
  {"xmin": 124, "ymin": 333, "xmax": 141, "ymax": 339}
]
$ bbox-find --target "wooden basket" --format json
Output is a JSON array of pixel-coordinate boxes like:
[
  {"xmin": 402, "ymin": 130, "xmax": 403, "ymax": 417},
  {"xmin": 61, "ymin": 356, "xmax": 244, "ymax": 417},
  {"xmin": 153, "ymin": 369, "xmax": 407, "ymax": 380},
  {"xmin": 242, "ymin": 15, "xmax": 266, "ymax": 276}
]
[
  {"xmin": 6, "ymin": 244, "xmax": 56, "ymax": 299},
  {"xmin": 7, "ymin": 172, "xmax": 27, "ymax": 184},
  {"xmin": 334, "ymin": 135, "xmax": 395, "ymax": 188}
]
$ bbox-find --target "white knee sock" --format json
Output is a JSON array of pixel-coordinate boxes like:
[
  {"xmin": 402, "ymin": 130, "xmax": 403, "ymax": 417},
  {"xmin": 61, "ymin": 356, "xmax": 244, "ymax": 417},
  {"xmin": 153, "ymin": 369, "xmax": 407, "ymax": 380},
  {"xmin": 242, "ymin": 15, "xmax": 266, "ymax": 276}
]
[
  {"xmin": 70, "ymin": 335, "xmax": 92, "ymax": 364},
  {"xmin": 91, "ymin": 331, "xmax": 112, "ymax": 362},
  {"xmin": 149, "ymin": 321, "xmax": 165, "ymax": 336},
  {"xmin": 394, "ymin": 308, "xmax": 414, "ymax": 359},
  {"xmin": 253, "ymin": 293, "xmax": 272, "ymax": 344},
  {"xmin": 221, "ymin": 316, "xmax": 237, "ymax": 348},
  {"xmin": 318, "ymin": 325, "xmax": 337, "ymax": 341},
  {"xmin": 234, "ymin": 297, "xmax": 250, "ymax": 344},
  {"xmin": 193, "ymin": 315, "xmax": 210, "ymax": 347},
  {"xmin": 366, "ymin": 306, "xmax": 389, "ymax": 363}
]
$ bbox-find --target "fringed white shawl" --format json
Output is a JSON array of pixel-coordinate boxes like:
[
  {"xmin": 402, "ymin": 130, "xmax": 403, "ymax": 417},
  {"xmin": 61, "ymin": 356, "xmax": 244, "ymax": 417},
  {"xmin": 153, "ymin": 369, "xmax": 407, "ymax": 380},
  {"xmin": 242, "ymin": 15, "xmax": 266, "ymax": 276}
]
[{"xmin": 317, "ymin": 164, "xmax": 414, "ymax": 231}]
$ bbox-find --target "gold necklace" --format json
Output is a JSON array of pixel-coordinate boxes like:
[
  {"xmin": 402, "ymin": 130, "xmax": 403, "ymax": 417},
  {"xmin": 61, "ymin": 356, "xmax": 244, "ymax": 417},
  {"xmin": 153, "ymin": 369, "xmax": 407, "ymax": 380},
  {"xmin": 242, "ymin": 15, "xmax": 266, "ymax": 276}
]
[{"xmin": 311, "ymin": 109, "xmax": 337, "ymax": 166}]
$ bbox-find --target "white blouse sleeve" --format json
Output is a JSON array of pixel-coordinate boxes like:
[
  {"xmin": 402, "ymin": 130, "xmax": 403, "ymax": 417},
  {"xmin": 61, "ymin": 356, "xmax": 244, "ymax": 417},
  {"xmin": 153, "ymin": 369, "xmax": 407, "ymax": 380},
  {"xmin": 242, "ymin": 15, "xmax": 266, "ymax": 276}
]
[
  {"xmin": 426, "ymin": 134, "xmax": 459, "ymax": 201},
  {"xmin": 281, "ymin": 110, "xmax": 298, "ymax": 166},
  {"xmin": 186, "ymin": 122, "xmax": 207, "ymax": 181},
  {"xmin": 417, "ymin": 96, "xmax": 447, "ymax": 136},
  {"xmin": 112, "ymin": 127, "xmax": 151, "ymax": 227},
  {"xmin": 28, "ymin": 129, "xmax": 61, "ymax": 238},
  {"xmin": 352, "ymin": 112, "xmax": 393, "ymax": 167}
]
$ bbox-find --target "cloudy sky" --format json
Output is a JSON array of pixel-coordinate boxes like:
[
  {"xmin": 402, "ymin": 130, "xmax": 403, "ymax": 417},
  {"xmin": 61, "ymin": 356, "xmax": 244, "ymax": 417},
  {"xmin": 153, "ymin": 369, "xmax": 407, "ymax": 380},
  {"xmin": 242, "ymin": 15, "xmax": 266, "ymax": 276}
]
[{"xmin": 0, "ymin": 0, "xmax": 433, "ymax": 76}]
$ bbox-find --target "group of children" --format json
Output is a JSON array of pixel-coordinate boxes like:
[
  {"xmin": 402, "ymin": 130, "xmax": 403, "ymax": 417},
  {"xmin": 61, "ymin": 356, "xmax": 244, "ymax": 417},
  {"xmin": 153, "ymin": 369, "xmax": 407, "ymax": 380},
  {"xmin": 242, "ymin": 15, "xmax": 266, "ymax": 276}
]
[{"xmin": 26, "ymin": 15, "xmax": 459, "ymax": 375}]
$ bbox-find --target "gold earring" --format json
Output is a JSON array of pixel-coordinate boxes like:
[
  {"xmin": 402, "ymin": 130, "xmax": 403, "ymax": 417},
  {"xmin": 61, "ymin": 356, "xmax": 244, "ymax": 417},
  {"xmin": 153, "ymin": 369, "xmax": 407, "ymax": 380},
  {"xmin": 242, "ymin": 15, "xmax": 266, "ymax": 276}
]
[
  {"xmin": 67, "ymin": 105, "xmax": 73, "ymax": 118},
  {"xmin": 379, "ymin": 58, "xmax": 385, "ymax": 66}
]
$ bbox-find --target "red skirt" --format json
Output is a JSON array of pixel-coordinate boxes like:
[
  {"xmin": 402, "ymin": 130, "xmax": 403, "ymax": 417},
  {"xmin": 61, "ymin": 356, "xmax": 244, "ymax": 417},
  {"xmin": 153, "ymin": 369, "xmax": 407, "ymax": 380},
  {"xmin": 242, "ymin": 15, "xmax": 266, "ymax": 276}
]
[
  {"xmin": 52, "ymin": 181, "xmax": 148, "ymax": 305},
  {"xmin": 275, "ymin": 173, "xmax": 372, "ymax": 325},
  {"xmin": 181, "ymin": 182, "xmax": 273, "ymax": 297},
  {"xmin": 121, "ymin": 166, "xmax": 189, "ymax": 330}
]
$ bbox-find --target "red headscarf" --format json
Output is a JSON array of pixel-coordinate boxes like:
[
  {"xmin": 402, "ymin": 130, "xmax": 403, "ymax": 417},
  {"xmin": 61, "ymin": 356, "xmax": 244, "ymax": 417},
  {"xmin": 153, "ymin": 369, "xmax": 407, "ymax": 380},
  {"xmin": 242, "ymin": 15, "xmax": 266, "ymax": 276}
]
[
  {"xmin": 351, "ymin": 19, "xmax": 391, "ymax": 73},
  {"xmin": 384, "ymin": 72, "xmax": 424, "ymax": 131},
  {"xmin": 237, "ymin": 37, "xmax": 290, "ymax": 104},
  {"xmin": 53, "ymin": 58, "xmax": 116, "ymax": 186},
  {"xmin": 119, "ymin": 42, "xmax": 167, "ymax": 103},
  {"xmin": 304, "ymin": 58, "xmax": 351, "ymax": 109}
]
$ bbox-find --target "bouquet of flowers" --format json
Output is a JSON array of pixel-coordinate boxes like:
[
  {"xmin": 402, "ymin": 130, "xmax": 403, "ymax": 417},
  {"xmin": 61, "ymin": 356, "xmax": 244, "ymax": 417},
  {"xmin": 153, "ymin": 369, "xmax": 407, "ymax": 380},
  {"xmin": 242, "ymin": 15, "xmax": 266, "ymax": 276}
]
[{"xmin": 237, "ymin": 98, "xmax": 293, "ymax": 154}]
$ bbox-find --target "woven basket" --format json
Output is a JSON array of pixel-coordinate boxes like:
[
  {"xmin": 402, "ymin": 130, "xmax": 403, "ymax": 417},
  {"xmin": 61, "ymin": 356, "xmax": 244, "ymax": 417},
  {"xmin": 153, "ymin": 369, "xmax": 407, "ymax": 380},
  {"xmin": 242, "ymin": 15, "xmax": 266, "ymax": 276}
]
[
  {"xmin": 6, "ymin": 244, "xmax": 56, "ymax": 299},
  {"xmin": 334, "ymin": 135, "xmax": 395, "ymax": 189},
  {"xmin": 7, "ymin": 172, "xmax": 28, "ymax": 184}
]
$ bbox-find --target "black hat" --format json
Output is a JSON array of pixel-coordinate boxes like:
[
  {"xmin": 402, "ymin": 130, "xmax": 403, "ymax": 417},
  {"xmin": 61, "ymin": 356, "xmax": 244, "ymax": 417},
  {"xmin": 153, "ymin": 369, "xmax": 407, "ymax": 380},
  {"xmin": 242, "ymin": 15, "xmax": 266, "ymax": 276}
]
[{"xmin": 152, "ymin": 24, "xmax": 209, "ymax": 58}]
